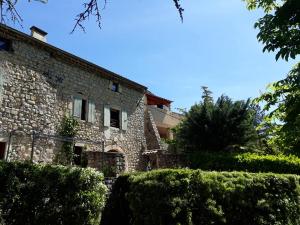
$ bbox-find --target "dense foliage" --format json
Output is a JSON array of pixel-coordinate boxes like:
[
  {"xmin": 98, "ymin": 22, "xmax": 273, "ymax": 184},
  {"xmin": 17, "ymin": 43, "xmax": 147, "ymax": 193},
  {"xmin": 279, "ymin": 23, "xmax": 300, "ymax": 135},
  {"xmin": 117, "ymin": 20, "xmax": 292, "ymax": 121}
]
[
  {"xmin": 0, "ymin": 161, "xmax": 107, "ymax": 225},
  {"xmin": 255, "ymin": 63, "xmax": 300, "ymax": 153},
  {"xmin": 246, "ymin": 0, "xmax": 300, "ymax": 154},
  {"xmin": 175, "ymin": 87, "xmax": 259, "ymax": 152},
  {"xmin": 189, "ymin": 151, "xmax": 300, "ymax": 174},
  {"xmin": 244, "ymin": 0, "xmax": 300, "ymax": 61},
  {"xmin": 101, "ymin": 169, "xmax": 300, "ymax": 225}
]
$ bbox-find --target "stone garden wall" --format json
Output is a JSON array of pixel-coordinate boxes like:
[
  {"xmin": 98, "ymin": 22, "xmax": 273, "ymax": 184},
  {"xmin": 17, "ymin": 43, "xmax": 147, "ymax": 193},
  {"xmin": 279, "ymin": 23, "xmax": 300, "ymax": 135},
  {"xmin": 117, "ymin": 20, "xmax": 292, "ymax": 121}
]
[{"xmin": 146, "ymin": 151, "xmax": 187, "ymax": 169}]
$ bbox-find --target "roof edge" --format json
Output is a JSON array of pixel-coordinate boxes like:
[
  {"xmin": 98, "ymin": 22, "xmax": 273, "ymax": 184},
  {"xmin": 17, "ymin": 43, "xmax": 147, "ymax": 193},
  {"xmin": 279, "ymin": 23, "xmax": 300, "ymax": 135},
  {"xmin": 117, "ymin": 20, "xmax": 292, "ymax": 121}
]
[
  {"xmin": 0, "ymin": 24, "xmax": 147, "ymax": 92},
  {"xmin": 146, "ymin": 92, "xmax": 173, "ymax": 104}
]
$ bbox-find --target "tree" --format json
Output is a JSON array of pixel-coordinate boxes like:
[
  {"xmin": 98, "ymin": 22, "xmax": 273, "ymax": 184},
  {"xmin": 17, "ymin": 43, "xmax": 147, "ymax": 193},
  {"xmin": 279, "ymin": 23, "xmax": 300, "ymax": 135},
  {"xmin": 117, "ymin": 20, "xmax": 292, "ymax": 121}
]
[
  {"xmin": 201, "ymin": 86, "xmax": 213, "ymax": 104},
  {"xmin": 247, "ymin": 0, "xmax": 300, "ymax": 153},
  {"xmin": 255, "ymin": 63, "xmax": 300, "ymax": 153},
  {"xmin": 0, "ymin": 0, "xmax": 184, "ymax": 32},
  {"xmin": 244, "ymin": 0, "xmax": 300, "ymax": 61},
  {"xmin": 175, "ymin": 87, "xmax": 259, "ymax": 152}
]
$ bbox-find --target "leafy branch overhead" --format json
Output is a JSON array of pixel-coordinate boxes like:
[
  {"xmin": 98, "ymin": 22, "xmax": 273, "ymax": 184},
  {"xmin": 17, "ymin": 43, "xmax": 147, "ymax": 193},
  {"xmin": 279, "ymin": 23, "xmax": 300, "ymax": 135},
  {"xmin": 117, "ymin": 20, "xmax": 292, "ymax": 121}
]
[
  {"xmin": 254, "ymin": 63, "xmax": 300, "ymax": 152},
  {"xmin": 244, "ymin": 0, "xmax": 300, "ymax": 61},
  {"xmin": 0, "ymin": 0, "xmax": 185, "ymax": 32}
]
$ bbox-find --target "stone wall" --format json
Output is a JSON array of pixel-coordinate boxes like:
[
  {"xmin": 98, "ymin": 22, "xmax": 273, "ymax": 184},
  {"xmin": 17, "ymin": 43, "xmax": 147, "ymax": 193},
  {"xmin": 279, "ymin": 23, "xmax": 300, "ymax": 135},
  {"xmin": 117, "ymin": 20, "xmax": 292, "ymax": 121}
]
[
  {"xmin": 146, "ymin": 151, "xmax": 187, "ymax": 169},
  {"xmin": 144, "ymin": 110, "xmax": 161, "ymax": 150},
  {"xmin": 0, "ymin": 30, "xmax": 147, "ymax": 171}
]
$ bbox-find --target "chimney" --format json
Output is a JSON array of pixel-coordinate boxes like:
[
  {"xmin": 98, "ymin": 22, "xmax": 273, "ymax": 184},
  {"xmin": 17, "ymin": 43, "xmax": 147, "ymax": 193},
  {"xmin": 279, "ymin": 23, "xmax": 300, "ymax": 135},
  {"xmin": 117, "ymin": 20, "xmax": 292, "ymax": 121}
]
[{"xmin": 30, "ymin": 26, "xmax": 47, "ymax": 42}]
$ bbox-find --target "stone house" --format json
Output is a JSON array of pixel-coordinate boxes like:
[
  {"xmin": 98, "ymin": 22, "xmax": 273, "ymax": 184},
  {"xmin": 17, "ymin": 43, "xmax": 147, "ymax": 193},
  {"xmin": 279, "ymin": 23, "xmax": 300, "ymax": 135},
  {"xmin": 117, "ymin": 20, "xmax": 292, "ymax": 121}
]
[{"xmin": 0, "ymin": 24, "xmax": 158, "ymax": 172}]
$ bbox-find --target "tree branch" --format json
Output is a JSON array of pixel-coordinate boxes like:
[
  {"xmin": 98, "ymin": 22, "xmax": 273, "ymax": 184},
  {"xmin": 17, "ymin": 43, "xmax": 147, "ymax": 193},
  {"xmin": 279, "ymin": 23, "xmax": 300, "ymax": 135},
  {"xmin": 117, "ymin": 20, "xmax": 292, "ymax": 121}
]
[
  {"xmin": 173, "ymin": 0, "xmax": 184, "ymax": 22},
  {"xmin": 0, "ymin": 0, "xmax": 184, "ymax": 33},
  {"xmin": 71, "ymin": 0, "xmax": 106, "ymax": 33},
  {"xmin": 0, "ymin": 0, "xmax": 23, "ymax": 25}
]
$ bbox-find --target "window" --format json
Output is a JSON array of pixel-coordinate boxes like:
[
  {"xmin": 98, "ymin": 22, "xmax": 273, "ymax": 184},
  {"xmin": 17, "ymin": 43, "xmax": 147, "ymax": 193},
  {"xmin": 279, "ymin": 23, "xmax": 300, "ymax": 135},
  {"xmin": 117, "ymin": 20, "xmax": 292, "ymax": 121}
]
[
  {"xmin": 73, "ymin": 96, "xmax": 95, "ymax": 122},
  {"xmin": 110, "ymin": 109, "xmax": 120, "ymax": 128},
  {"xmin": 0, "ymin": 142, "xmax": 6, "ymax": 160},
  {"xmin": 104, "ymin": 106, "xmax": 127, "ymax": 130},
  {"xmin": 73, "ymin": 146, "xmax": 83, "ymax": 166},
  {"xmin": 111, "ymin": 82, "xmax": 119, "ymax": 92},
  {"xmin": 157, "ymin": 104, "xmax": 164, "ymax": 109},
  {"xmin": 81, "ymin": 99, "xmax": 87, "ymax": 120},
  {"xmin": 0, "ymin": 38, "xmax": 10, "ymax": 51}
]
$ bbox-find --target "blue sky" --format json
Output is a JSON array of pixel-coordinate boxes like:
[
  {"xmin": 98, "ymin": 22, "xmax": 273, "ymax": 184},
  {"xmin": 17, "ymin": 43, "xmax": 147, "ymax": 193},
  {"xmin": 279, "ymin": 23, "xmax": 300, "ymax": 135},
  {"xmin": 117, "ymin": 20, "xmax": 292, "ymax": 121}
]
[{"xmin": 7, "ymin": 0, "xmax": 298, "ymax": 111}]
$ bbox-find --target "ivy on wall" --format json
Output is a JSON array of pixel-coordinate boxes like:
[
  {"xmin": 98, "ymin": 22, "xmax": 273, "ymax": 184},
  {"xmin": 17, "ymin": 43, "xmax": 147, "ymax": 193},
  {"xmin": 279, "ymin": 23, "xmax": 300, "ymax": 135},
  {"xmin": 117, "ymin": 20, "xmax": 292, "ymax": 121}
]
[{"xmin": 55, "ymin": 116, "xmax": 79, "ymax": 165}]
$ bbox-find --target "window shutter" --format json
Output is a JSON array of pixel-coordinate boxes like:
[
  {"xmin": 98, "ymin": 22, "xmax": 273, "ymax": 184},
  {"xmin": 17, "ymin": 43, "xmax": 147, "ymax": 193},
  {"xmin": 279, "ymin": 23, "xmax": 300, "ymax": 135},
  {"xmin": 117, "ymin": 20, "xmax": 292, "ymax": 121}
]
[
  {"xmin": 121, "ymin": 110, "xmax": 128, "ymax": 131},
  {"xmin": 88, "ymin": 101, "xmax": 96, "ymax": 123},
  {"xmin": 109, "ymin": 81, "xmax": 113, "ymax": 90},
  {"xmin": 104, "ymin": 105, "xmax": 110, "ymax": 127},
  {"xmin": 118, "ymin": 83, "xmax": 122, "ymax": 93},
  {"xmin": 73, "ymin": 96, "xmax": 82, "ymax": 118},
  {"xmin": 0, "ymin": 71, "xmax": 3, "ymax": 86},
  {"xmin": 68, "ymin": 101, "xmax": 73, "ymax": 116}
]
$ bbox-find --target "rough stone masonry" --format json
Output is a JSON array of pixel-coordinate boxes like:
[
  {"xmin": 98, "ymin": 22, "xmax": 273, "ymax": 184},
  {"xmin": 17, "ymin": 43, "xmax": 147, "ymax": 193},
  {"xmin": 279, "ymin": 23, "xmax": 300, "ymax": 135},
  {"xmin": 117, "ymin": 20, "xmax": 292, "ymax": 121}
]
[{"xmin": 0, "ymin": 24, "xmax": 154, "ymax": 172}]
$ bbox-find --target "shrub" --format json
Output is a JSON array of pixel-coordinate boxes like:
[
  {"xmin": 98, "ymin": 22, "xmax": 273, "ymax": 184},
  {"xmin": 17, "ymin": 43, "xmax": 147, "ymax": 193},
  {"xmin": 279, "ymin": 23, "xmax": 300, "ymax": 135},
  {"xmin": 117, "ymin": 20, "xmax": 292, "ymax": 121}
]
[
  {"xmin": 0, "ymin": 161, "xmax": 107, "ymax": 225},
  {"xmin": 189, "ymin": 152, "xmax": 300, "ymax": 174},
  {"xmin": 101, "ymin": 169, "xmax": 300, "ymax": 225}
]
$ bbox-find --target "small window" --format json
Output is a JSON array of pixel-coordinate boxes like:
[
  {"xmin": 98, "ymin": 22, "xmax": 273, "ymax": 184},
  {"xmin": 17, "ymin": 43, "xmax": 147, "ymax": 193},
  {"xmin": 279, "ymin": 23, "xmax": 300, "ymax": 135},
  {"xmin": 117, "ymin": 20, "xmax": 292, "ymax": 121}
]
[
  {"xmin": 0, "ymin": 142, "xmax": 6, "ymax": 160},
  {"xmin": 157, "ymin": 104, "xmax": 164, "ymax": 109},
  {"xmin": 110, "ymin": 109, "xmax": 120, "ymax": 128},
  {"xmin": 111, "ymin": 82, "xmax": 119, "ymax": 92},
  {"xmin": 73, "ymin": 146, "xmax": 83, "ymax": 166},
  {"xmin": 0, "ymin": 38, "xmax": 10, "ymax": 51}
]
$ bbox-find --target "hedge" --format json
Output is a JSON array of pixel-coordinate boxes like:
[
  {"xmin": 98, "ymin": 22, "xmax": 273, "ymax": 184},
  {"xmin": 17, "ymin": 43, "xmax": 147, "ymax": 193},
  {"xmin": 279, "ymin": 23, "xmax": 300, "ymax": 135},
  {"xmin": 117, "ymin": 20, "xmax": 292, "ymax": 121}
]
[
  {"xmin": 0, "ymin": 161, "xmax": 107, "ymax": 225},
  {"xmin": 101, "ymin": 169, "xmax": 300, "ymax": 225},
  {"xmin": 188, "ymin": 152, "xmax": 300, "ymax": 174}
]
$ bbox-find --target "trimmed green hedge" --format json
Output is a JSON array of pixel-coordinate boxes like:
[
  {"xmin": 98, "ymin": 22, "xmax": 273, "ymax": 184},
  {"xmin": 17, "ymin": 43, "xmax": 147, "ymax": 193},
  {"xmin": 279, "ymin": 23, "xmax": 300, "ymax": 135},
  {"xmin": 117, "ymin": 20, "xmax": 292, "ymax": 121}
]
[
  {"xmin": 0, "ymin": 161, "xmax": 107, "ymax": 225},
  {"xmin": 101, "ymin": 169, "xmax": 300, "ymax": 225},
  {"xmin": 189, "ymin": 152, "xmax": 300, "ymax": 174}
]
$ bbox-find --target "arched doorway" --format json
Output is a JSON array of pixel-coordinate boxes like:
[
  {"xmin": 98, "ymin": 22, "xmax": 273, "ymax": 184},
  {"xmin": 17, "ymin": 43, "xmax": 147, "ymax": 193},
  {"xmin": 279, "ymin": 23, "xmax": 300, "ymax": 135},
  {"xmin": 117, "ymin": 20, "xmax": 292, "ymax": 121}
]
[{"xmin": 102, "ymin": 145, "xmax": 127, "ymax": 176}]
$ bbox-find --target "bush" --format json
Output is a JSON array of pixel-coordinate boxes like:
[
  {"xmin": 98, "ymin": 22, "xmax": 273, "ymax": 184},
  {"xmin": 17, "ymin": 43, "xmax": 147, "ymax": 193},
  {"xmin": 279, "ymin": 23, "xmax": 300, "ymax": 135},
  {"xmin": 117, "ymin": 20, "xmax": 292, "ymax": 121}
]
[
  {"xmin": 0, "ymin": 161, "xmax": 107, "ymax": 225},
  {"xmin": 189, "ymin": 152, "xmax": 300, "ymax": 174},
  {"xmin": 101, "ymin": 169, "xmax": 300, "ymax": 225}
]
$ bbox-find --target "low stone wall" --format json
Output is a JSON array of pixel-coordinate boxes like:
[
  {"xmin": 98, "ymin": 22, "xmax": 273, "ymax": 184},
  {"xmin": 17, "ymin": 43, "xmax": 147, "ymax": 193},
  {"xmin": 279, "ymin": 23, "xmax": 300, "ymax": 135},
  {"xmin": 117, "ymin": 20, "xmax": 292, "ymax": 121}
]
[{"xmin": 146, "ymin": 151, "xmax": 187, "ymax": 169}]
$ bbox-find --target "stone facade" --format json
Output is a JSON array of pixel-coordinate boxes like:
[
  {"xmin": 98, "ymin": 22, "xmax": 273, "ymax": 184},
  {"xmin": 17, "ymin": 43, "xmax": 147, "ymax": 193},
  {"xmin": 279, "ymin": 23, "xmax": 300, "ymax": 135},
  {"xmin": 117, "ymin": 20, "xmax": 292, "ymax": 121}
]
[
  {"xmin": 0, "ymin": 25, "xmax": 149, "ymax": 171},
  {"xmin": 144, "ymin": 110, "xmax": 161, "ymax": 150}
]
